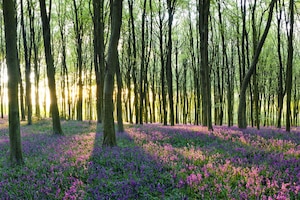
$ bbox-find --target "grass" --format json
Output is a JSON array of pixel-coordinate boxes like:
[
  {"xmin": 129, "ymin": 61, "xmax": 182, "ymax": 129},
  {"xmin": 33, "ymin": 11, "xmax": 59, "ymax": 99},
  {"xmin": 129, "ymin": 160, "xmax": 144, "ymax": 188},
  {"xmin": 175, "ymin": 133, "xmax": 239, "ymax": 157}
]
[{"xmin": 0, "ymin": 118, "xmax": 299, "ymax": 199}]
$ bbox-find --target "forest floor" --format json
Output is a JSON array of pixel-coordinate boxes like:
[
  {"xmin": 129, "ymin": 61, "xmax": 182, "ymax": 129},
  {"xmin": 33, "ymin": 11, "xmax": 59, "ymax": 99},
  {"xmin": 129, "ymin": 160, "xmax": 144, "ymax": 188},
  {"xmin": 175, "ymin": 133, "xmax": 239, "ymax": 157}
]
[{"xmin": 0, "ymin": 118, "xmax": 299, "ymax": 199}]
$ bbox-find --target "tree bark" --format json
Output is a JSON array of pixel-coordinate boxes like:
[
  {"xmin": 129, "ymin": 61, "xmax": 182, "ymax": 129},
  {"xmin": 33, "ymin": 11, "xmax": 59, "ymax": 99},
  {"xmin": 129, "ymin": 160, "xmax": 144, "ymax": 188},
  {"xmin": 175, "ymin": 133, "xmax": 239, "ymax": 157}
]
[
  {"xmin": 286, "ymin": 0, "xmax": 294, "ymax": 132},
  {"xmin": 20, "ymin": 0, "xmax": 32, "ymax": 125},
  {"xmin": 199, "ymin": 0, "xmax": 213, "ymax": 130},
  {"xmin": 251, "ymin": 1, "xmax": 260, "ymax": 129},
  {"xmin": 128, "ymin": 0, "xmax": 138, "ymax": 124},
  {"xmin": 93, "ymin": 0, "xmax": 105, "ymax": 123},
  {"xmin": 28, "ymin": 0, "xmax": 41, "ymax": 119},
  {"xmin": 3, "ymin": 0, "xmax": 24, "ymax": 165},
  {"xmin": 158, "ymin": 0, "xmax": 167, "ymax": 125},
  {"xmin": 39, "ymin": 0, "xmax": 63, "ymax": 135},
  {"xmin": 139, "ymin": 0, "xmax": 147, "ymax": 124},
  {"xmin": 102, "ymin": 0, "xmax": 123, "ymax": 147},
  {"xmin": 276, "ymin": 0, "xmax": 285, "ymax": 128},
  {"xmin": 116, "ymin": 58, "xmax": 124, "ymax": 132},
  {"xmin": 73, "ymin": 0, "xmax": 83, "ymax": 121},
  {"xmin": 166, "ymin": 0, "xmax": 176, "ymax": 126}
]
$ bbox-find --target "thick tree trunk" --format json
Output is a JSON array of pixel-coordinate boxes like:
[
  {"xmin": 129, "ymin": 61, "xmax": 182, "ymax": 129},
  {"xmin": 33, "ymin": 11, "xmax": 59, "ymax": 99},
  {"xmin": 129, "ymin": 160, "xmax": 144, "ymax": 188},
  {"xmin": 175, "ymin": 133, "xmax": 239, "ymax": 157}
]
[
  {"xmin": 3, "ymin": 0, "xmax": 24, "ymax": 165},
  {"xmin": 102, "ymin": 0, "xmax": 122, "ymax": 147},
  {"xmin": 238, "ymin": 0, "xmax": 276, "ymax": 129},
  {"xmin": 39, "ymin": 0, "xmax": 63, "ymax": 135},
  {"xmin": 199, "ymin": 0, "xmax": 213, "ymax": 130}
]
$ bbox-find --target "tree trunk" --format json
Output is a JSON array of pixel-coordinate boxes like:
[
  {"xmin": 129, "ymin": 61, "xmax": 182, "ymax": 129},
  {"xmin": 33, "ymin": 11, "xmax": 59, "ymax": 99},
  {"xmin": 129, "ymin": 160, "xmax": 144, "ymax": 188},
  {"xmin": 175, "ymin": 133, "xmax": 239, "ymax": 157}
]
[
  {"xmin": 29, "ymin": 1, "xmax": 41, "ymax": 119},
  {"xmin": 128, "ymin": 0, "xmax": 138, "ymax": 124},
  {"xmin": 166, "ymin": 0, "xmax": 175, "ymax": 126},
  {"xmin": 238, "ymin": 0, "xmax": 276, "ymax": 129},
  {"xmin": 39, "ymin": 0, "xmax": 63, "ymax": 135},
  {"xmin": 18, "ymin": 67, "xmax": 25, "ymax": 121},
  {"xmin": 93, "ymin": 0, "xmax": 105, "ymax": 123},
  {"xmin": 286, "ymin": 0, "xmax": 294, "ymax": 132},
  {"xmin": 139, "ymin": 0, "xmax": 147, "ymax": 124},
  {"xmin": 251, "ymin": 1, "xmax": 260, "ymax": 130},
  {"xmin": 276, "ymin": 0, "xmax": 284, "ymax": 128},
  {"xmin": 20, "ymin": 0, "xmax": 32, "ymax": 125},
  {"xmin": 102, "ymin": 0, "xmax": 123, "ymax": 147},
  {"xmin": 159, "ymin": 0, "xmax": 167, "ymax": 125},
  {"xmin": 3, "ymin": 0, "xmax": 24, "ymax": 165},
  {"xmin": 199, "ymin": 0, "xmax": 213, "ymax": 130},
  {"xmin": 116, "ymin": 57, "xmax": 124, "ymax": 132},
  {"xmin": 73, "ymin": 0, "xmax": 83, "ymax": 121},
  {"xmin": 175, "ymin": 42, "xmax": 179, "ymax": 124}
]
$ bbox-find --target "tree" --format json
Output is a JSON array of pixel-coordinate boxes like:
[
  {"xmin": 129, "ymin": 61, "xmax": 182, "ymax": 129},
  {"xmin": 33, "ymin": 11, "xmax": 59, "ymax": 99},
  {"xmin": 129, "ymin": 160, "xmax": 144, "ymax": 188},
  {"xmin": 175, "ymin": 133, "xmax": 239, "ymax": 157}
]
[
  {"xmin": 199, "ymin": 0, "xmax": 213, "ymax": 130},
  {"xmin": 127, "ymin": 0, "xmax": 138, "ymax": 124},
  {"xmin": 93, "ymin": 0, "xmax": 105, "ymax": 124},
  {"xmin": 166, "ymin": 0, "xmax": 176, "ymax": 126},
  {"xmin": 238, "ymin": 0, "xmax": 277, "ymax": 129},
  {"xmin": 116, "ymin": 58, "xmax": 124, "ymax": 132},
  {"xmin": 286, "ymin": 0, "xmax": 294, "ymax": 132},
  {"xmin": 102, "ymin": 0, "xmax": 123, "ymax": 147},
  {"xmin": 28, "ymin": 0, "xmax": 41, "ymax": 119},
  {"xmin": 139, "ymin": 0, "xmax": 147, "ymax": 124},
  {"xmin": 158, "ymin": 0, "xmax": 167, "ymax": 125},
  {"xmin": 20, "ymin": 0, "xmax": 32, "ymax": 125},
  {"xmin": 73, "ymin": 0, "xmax": 84, "ymax": 121},
  {"xmin": 3, "ymin": 0, "xmax": 24, "ymax": 165},
  {"xmin": 39, "ymin": 0, "xmax": 63, "ymax": 135},
  {"xmin": 276, "ymin": 0, "xmax": 285, "ymax": 128}
]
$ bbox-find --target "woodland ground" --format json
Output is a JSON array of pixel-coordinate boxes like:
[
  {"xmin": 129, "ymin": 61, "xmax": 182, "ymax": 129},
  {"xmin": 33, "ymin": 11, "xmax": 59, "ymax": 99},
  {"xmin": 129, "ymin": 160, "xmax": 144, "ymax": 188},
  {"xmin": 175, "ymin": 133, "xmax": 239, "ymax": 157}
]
[{"xmin": 0, "ymin": 118, "xmax": 299, "ymax": 199}]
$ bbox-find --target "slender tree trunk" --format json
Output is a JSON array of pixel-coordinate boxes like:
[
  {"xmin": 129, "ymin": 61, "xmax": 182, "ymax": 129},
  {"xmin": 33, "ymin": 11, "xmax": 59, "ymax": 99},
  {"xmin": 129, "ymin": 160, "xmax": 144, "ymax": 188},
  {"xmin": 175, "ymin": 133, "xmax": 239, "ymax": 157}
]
[
  {"xmin": 217, "ymin": 2, "xmax": 227, "ymax": 126},
  {"xmin": 286, "ymin": 0, "xmax": 294, "ymax": 132},
  {"xmin": 151, "ymin": 50, "xmax": 156, "ymax": 123},
  {"xmin": 19, "ymin": 67, "xmax": 26, "ymax": 121},
  {"xmin": 93, "ymin": 0, "xmax": 105, "ymax": 123},
  {"xmin": 175, "ymin": 42, "xmax": 179, "ymax": 124},
  {"xmin": 28, "ymin": 1, "xmax": 41, "ymax": 119},
  {"xmin": 3, "ymin": 0, "xmax": 24, "ymax": 165},
  {"xmin": 39, "ymin": 0, "xmax": 63, "ymax": 135},
  {"xmin": 20, "ymin": 0, "xmax": 32, "ymax": 125},
  {"xmin": 102, "ymin": 0, "xmax": 123, "ymax": 147},
  {"xmin": 183, "ymin": 60, "xmax": 187, "ymax": 124},
  {"xmin": 116, "ymin": 57, "xmax": 124, "ymax": 132},
  {"xmin": 159, "ymin": 0, "xmax": 167, "ymax": 125},
  {"xmin": 251, "ymin": 1, "xmax": 260, "ymax": 130},
  {"xmin": 166, "ymin": 0, "xmax": 175, "ymax": 126},
  {"xmin": 227, "ymin": 41, "xmax": 235, "ymax": 126},
  {"xmin": 277, "ymin": 9, "xmax": 284, "ymax": 129},
  {"xmin": 73, "ymin": 0, "xmax": 83, "ymax": 121},
  {"xmin": 238, "ymin": 0, "xmax": 276, "ymax": 129},
  {"xmin": 128, "ymin": 0, "xmax": 138, "ymax": 124},
  {"xmin": 139, "ymin": 0, "xmax": 147, "ymax": 124},
  {"xmin": 58, "ymin": 2, "xmax": 68, "ymax": 119}
]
